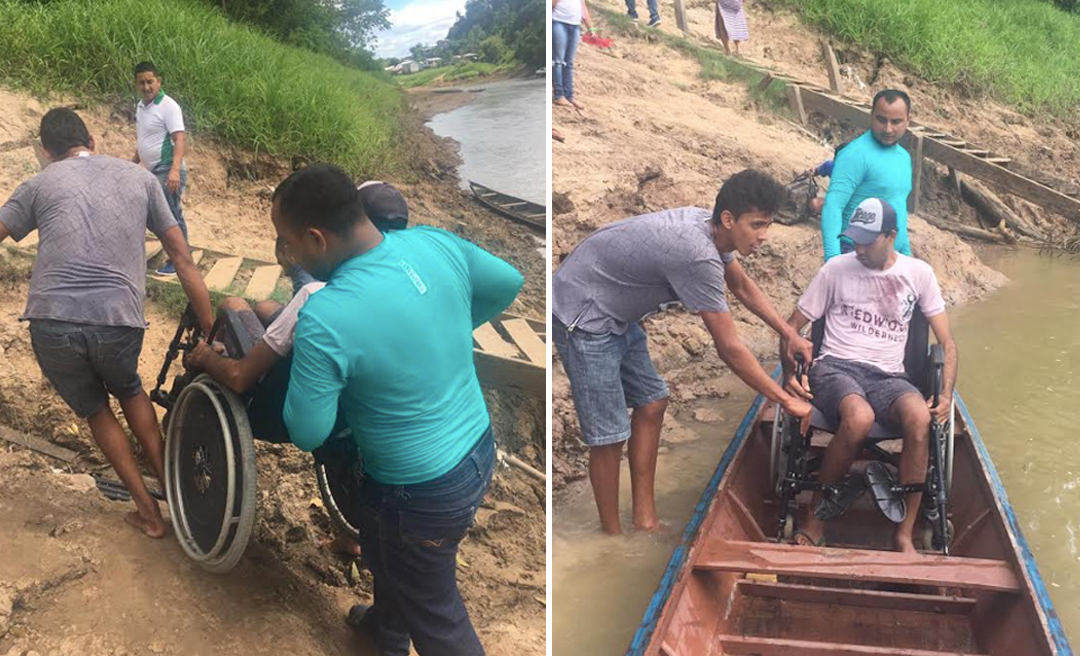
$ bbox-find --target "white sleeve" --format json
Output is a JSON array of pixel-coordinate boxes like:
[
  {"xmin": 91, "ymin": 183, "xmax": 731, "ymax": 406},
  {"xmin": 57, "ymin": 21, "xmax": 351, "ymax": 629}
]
[
  {"xmin": 164, "ymin": 98, "xmax": 185, "ymax": 134},
  {"xmin": 261, "ymin": 282, "xmax": 324, "ymax": 356}
]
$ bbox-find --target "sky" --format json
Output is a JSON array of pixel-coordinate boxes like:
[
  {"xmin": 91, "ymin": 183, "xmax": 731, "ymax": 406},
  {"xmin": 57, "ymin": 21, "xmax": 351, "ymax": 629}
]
[{"xmin": 373, "ymin": 0, "xmax": 468, "ymax": 59}]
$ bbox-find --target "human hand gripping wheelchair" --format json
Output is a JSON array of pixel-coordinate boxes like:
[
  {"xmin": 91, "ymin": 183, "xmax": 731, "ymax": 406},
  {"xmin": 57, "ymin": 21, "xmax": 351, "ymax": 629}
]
[
  {"xmin": 150, "ymin": 305, "xmax": 360, "ymax": 573},
  {"xmin": 770, "ymin": 308, "xmax": 956, "ymax": 553}
]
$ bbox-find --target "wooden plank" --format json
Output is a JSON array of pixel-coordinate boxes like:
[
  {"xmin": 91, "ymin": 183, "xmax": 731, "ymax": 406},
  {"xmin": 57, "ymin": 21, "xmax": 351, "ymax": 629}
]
[
  {"xmin": 0, "ymin": 424, "xmax": 78, "ymax": 463},
  {"xmin": 821, "ymin": 41, "xmax": 843, "ymax": 93},
  {"xmin": 718, "ymin": 635, "xmax": 984, "ymax": 656},
  {"xmin": 245, "ymin": 264, "xmax": 282, "ymax": 301},
  {"xmin": 736, "ymin": 580, "xmax": 977, "ymax": 615},
  {"xmin": 473, "ymin": 350, "xmax": 544, "ymax": 396},
  {"xmin": 202, "ymin": 257, "xmax": 243, "ymax": 292},
  {"xmin": 473, "ymin": 322, "xmax": 521, "ymax": 358},
  {"xmin": 694, "ymin": 540, "xmax": 1021, "ymax": 592},
  {"xmin": 190, "ymin": 249, "xmax": 203, "ymax": 266},
  {"xmin": 788, "ymin": 85, "xmax": 807, "ymax": 125},
  {"xmin": 728, "ymin": 492, "xmax": 767, "ymax": 542},
  {"xmin": 756, "ymin": 73, "xmax": 776, "ymax": 93},
  {"xmin": 673, "ymin": 0, "xmax": 688, "ymax": 33},
  {"xmin": 501, "ymin": 318, "xmax": 546, "ymax": 365},
  {"xmin": 908, "ymin": 132, "xmax": 925, "ymax": 215},
  {"xmin": 145, "ymin": 241, "xmax": 162, "ymax": 261}
]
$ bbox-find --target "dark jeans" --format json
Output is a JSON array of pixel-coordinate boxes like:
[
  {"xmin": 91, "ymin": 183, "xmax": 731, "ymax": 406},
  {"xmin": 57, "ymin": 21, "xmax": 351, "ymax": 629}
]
[
  {"xmin": 552, "ymin": 20, "xmax": 581, "ymax": 101},
  {"xmin": 625, "ymin": 0, "xmax": 659, "ymax": 21},
  {"xmin": 348, "ymin": 426, "xmax": 495, "ymax": 656}
]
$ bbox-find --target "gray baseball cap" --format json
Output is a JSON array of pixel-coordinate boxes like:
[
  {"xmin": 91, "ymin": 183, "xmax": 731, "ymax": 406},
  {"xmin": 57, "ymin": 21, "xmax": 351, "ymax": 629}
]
[{"xmin": 842, "ymin": 197, "xmax": 898, "ymax": 245}]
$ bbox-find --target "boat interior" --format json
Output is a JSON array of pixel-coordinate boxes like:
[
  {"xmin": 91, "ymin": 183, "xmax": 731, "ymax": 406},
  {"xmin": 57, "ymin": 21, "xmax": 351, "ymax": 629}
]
[{"xmin": 647, "ymin": 402, "xmax": 1057, "ymax": 656}]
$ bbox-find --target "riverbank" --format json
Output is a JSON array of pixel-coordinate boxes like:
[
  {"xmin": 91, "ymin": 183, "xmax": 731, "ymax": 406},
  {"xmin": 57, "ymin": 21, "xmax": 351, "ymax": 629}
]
[
  {"xmin": 0, "ymin": 72, "xmax": 546, "ymax": 654},
  {"xmin": 406, "ymin": 67, "xmax": 542, "ymax": 120}
]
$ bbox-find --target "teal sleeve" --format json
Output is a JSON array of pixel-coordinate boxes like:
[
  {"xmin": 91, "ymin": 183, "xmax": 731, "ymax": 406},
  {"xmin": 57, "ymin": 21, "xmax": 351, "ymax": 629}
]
[
  {"xmin": 284, "ymin": 311, "xmax": 348, "ymax": 452},
  {"xmin": 894, "ymin": 203, "xmax": 912, "ymax": 256},
  {"xmin": 456, "ymin": 236, "xmax": 524, "ymax": 328},
  {"xmin": 821, "ymin": 146, "xmax": 865, "ymax": 260}
]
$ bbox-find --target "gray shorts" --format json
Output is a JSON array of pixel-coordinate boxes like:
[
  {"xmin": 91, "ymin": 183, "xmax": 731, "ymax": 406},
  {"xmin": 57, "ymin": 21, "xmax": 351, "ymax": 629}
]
[
  {"xmin": 808, "ymin": 356, "xmax": 921, "ymax": 429},
  {"xmin": 553, "ymin": 318, "xmax": 670, "ymax": 447},
  {"xmin": 29, "ymin": 320, "xmax": 145, "ymax": 418}
]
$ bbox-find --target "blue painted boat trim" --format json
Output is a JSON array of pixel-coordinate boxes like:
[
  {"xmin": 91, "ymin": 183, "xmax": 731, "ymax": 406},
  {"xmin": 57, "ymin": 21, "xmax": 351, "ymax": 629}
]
[
  {"xmin": 625, "ymin": 384, "xmax": 1074, "ymax": 655},
  {"xmin": 625, "ymin": 369, "xmax": 772, "ymax": 656},
  {"xmin": 957, "ymin": 394, "xmax": 1073, "ymax": 656}
]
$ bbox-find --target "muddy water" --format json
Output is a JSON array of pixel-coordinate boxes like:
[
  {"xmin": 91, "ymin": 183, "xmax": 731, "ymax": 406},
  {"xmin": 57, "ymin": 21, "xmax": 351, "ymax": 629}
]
[
  {"xmin": 552, "ymin": 248, "xmax": 1080, "ymax": 653},
  {"xmin": 426, "ymin": 77, "xmax": 547, "ymax": 205}
]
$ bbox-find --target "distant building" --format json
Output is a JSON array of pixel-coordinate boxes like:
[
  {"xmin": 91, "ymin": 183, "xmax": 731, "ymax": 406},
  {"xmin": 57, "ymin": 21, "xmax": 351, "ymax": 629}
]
[
  {"xmin": 460, "ymin": 52, "xmax": 480, "ymax": 62},
  {"xmin": 424, "ymin": 57, "xmax": 443, "ymax": 68}
]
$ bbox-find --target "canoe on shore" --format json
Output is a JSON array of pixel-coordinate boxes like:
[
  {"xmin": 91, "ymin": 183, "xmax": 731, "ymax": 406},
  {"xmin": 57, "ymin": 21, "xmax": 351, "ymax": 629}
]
[
  {"xmin": 627, "ymin": 379, "xmax": 1073, "ymax": 656},
  {"xmin": 469, "ymin": 180, "xmax": 546, "ymax": 231}
]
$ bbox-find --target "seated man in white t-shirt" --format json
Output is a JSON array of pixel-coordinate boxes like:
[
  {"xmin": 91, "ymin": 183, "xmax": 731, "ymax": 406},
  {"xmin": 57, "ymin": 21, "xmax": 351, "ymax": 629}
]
[{"xmin": 783, "ymin": 198, "xmax": 958, "ymax": 553}]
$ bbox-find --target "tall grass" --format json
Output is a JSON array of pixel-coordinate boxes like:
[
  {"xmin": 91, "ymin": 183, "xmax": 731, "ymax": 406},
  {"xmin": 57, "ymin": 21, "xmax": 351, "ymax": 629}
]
[
  {"xmin": 774, "ymin": 0, "xmax": 1080, "ymax": 120},
  {"xmin": 0, "ymin": 0, "xmax": 407, "ymax": 176}
]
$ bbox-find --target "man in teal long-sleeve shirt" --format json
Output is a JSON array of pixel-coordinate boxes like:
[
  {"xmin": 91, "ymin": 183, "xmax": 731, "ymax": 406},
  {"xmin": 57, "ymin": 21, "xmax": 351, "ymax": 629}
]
[
  {"xmin": 821, "ymin": 89, "xmax": 914, "ymax": 260},
  {"xmin": 271, "ymin": 164, "xmax": 522, "ymax": 656}
]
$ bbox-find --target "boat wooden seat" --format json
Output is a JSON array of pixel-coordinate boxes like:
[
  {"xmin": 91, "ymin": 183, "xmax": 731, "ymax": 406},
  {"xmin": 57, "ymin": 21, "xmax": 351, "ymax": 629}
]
[
  {"xmin": 693, "ymin": 540, "xmax": 1021, "ymax": 593},
  {"xmin": 714, "ymin": 635, "xmax": 988, "ymax": 656}
]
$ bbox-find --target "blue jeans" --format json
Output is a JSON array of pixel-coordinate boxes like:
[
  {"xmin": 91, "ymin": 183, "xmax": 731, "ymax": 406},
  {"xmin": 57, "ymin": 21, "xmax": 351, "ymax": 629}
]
[
  {"xmin": 153, "ymin": 165, "xmax": 188, "ymax": 243},
  {"xmin": 625, "ymin": 0, "xmax": 659, "ymax": 21},
  {"xmin": 552, "ymin": 20, "xmax": 581, "ymax": 102},
  {"xmin": 552, "ymin": 318, "xmax": 670, "ymax": 446},
  {"xmin": 347, "ymin": 427, "xmax": 495, "ymax": 656}
]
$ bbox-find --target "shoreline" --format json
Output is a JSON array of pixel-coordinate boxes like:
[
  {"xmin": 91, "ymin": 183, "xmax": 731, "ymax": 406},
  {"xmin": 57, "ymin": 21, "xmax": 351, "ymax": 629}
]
[{"xmin": 406, "ymin": 68, "xmax": 542, "ymax": 120}]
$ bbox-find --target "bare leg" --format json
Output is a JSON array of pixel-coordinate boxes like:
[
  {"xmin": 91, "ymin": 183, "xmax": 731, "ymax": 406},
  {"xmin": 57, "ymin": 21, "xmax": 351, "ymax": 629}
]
[
  {"xmin": 798, "ymin": 395, "xmax": 873, "ymax": 545},
  {"xmin": 118, "ymin": 391, "xmax": 166, "ymax": 492},
  {"xmin": 628, "ymin": 397, "xmax": 668, "ymax": 531},
  {"xmin": 891, "ymin": 393, "xmax": 931, "ymax": 553},
  {"xmin": 589, "ymin": 442, "xmax": 625, "ymax": 534},
  {"xmin": 715, "ymin": 8, "xmax": 732, "ymax": 55},
  {"xmin": 254, "ymin": 300, "xmax": 283, "ymax": 327},
  {"xmin": 86, "ymin": 405, "xmax": 166, "ymax": 538},
  {"xmin": 809, "ymin": 197, "xmax": 825, "ymax": 216}
]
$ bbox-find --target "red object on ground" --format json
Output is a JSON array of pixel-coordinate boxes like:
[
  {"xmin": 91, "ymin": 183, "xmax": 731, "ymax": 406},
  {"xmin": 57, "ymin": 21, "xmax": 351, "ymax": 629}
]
[{"xmin": 582, "ymin": 32, "xmax": 614, "ymax": 48}]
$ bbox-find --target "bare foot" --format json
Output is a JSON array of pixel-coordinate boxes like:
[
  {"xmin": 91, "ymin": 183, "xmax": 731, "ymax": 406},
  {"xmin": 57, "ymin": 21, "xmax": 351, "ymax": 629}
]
[
  {"xmin": 570, "ymin": 99, "xmax": 585, "ymax": 110},
  {"xmin": 894, "ymin": 535, "xmax": 918, "ymax": 554},
  {"xmin": 328, "ymin": 534, "xmax": 362, "ymax": 557},
  {"xmin": 553, "ymin": 97, "xmax": 573, "ymax": 108},
  {"xmin": 125, "ymin": 510, "xmax": 167, "ymax": 539}
]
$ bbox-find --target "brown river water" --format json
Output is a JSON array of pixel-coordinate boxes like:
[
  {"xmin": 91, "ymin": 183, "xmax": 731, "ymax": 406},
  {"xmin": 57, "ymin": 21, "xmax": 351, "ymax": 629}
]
[{"xmin": 552, "ymin": 246, "xmax": 1080, "ymax": 654}]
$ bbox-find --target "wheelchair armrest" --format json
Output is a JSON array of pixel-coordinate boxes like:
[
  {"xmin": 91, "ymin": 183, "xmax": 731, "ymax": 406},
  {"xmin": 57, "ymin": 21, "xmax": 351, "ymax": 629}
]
[
  {"xmin": 213, "ymin": 307, "xmax": 263, "ymax": 359},
  {"xmin": 930, "ymin": 343, "xmax": 945, "ymax": 368}
]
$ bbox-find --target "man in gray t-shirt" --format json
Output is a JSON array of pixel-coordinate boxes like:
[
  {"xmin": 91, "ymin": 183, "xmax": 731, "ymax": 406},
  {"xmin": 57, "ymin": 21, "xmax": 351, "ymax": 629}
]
[
  {"xmin": 0, "ymin": 108, "xmax": 212, "ymax": 540},
  {"xmin": 552, "ymin": 169, "xmax": 814, "ymax": 535}
]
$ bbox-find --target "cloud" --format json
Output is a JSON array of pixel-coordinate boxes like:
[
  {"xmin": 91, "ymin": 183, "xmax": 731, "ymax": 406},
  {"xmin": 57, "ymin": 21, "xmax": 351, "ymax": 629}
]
[{"xmin": 374, "ymin": 0, "xmax": 468, "ymax": 59}]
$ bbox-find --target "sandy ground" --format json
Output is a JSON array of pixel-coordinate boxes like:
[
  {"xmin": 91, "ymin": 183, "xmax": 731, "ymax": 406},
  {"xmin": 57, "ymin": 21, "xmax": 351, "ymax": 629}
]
[
  {"xmin": 547, "ymin": 0, "xmax": 1080, "ymax": 492},
  {"xmin": 0, "ymin": 82, "xmax": 546, "ymax": 656}
]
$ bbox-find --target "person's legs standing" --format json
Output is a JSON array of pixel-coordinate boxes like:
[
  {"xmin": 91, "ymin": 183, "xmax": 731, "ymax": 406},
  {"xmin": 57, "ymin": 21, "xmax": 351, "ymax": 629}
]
[
  {"xmin": 625, "ymin": 0, "xmax": 639, "ymax": 20},
  {"xmin": 620, "ymin": 324, "xmax": 669, "ymax": 531},
  {"xmin": 563, "ymin": 23, "xmax": 582, "ymax": 108},
  {"xmin": 553, "ymin": 318, "xmax": 632, "ymax": 534},
  {"xmin": 155, "ymin": 166, "xmax": 188, "ymax": 274},
  {"xmin": 552, "ymin": 21, "xmax": 570, "ymax": 104},
  {"xmin": 646, "ymin": 0, "xmax": 660, "ymax": 24}
]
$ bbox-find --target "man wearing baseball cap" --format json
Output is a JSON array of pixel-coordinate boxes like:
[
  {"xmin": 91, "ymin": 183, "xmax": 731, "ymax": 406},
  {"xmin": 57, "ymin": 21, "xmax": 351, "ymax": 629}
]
[{"xmin": 782, "ymin": 197, "xmax": 959, "ymax": 552}]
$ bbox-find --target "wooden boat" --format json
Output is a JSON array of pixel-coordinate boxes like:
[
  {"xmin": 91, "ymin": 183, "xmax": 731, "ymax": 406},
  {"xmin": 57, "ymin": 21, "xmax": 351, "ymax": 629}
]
[
  {"xmin": 472, "ymin": 312, "xmax": 545, "ymax": 396},
  {"xmin": 469, "ymin": 180, "xmax": 546, "ymax": 231},
  {"xmin": 627, "ymin": 382, "xmax": 1073, "ymax": 656}
]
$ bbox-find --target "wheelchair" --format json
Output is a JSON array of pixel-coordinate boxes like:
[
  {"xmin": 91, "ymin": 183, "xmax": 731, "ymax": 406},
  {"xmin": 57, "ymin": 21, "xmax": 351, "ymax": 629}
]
[
  {"xmin": 150, "ymin": 305, "xmax": 360, "ymax": 573},
  {"xmin": 770, "ymin": 308, "xmax": 956, "ymax": 553}
]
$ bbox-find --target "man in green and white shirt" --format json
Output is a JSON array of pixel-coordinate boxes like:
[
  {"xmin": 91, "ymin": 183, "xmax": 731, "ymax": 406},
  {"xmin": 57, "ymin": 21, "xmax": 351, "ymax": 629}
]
[{"xmin": 133, "ymin": 61, "xmax": 188, "ymax": 275}]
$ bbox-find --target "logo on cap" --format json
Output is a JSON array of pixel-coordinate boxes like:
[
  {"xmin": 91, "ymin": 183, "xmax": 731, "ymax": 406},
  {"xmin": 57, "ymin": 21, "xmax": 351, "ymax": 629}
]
[{"xmin": 849, "ymin": 207, "xmax": 877, "ymax": 226}]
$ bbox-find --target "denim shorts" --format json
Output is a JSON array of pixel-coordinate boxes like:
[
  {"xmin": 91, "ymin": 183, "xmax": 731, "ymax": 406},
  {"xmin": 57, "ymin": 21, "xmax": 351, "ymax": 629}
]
[
  {"xmin": 808, "ymin": 356, "xmax": 921, "ymax": 429},
  {"xmin": 553, "ymin": 318, "xmax": 670, "ymax": 447},
  {"xmin": 29, "ymin": 320, "xmax": 145, "ymax": 418}
]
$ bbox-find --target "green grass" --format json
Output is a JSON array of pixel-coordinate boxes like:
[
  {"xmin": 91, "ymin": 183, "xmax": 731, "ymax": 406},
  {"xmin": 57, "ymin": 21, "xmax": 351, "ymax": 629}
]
[
  {"xmin": 396, "ymin": 62, "xmax": 503, "ymax": 89},
  {"xmin": 773, "ymin": 0, "xmax": 1080, "ymax": 120},
  {"xmin": 0, "ymin": 0, "xmax": 407, "ymax": 177},
  {"xmin": 597, "ymin": 9, "xmax": 791, "ymax": 113}
]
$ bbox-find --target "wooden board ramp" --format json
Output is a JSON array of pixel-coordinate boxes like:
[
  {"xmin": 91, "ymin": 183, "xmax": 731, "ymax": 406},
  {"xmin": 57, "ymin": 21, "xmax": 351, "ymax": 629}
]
[
  {"xmin": 245, "ymin": 265, "xmax": 282, "ymax": 300},
  {"xmin": 472, "ymin": 314, "xmax": 546, "ymax": 396},
  {"xmin": 202, "ymin": 257, "xmax": 243, "ymax": 292}
]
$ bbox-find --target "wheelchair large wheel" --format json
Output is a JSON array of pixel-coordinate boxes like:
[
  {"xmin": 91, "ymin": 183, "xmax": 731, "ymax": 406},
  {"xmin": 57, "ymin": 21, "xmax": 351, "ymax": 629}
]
[
  {"xmin": 769, "ymin": 407, "xmax": 789, "ymax": 496},
  {"xmin": 315, "ymin": 461, "xmax": 361, "ymax": 543},
  {"xmin": 165, "ymin": 374, "xmax": 257, "ymax": 573},
  {"xmin": 945, "ymin": 399, "xmax": 955, "ymax": 493}
]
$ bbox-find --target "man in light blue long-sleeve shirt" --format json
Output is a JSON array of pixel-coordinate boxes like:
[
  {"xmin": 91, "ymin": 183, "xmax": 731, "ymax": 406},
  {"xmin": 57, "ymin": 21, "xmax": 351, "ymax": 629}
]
[
  {"xmin": 271, "ymin": 164, "xmax": 523, "ymax": 656},
  {"xmin": 821, "ymin": 89, "xmax": 914, "ymax": 260}
]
